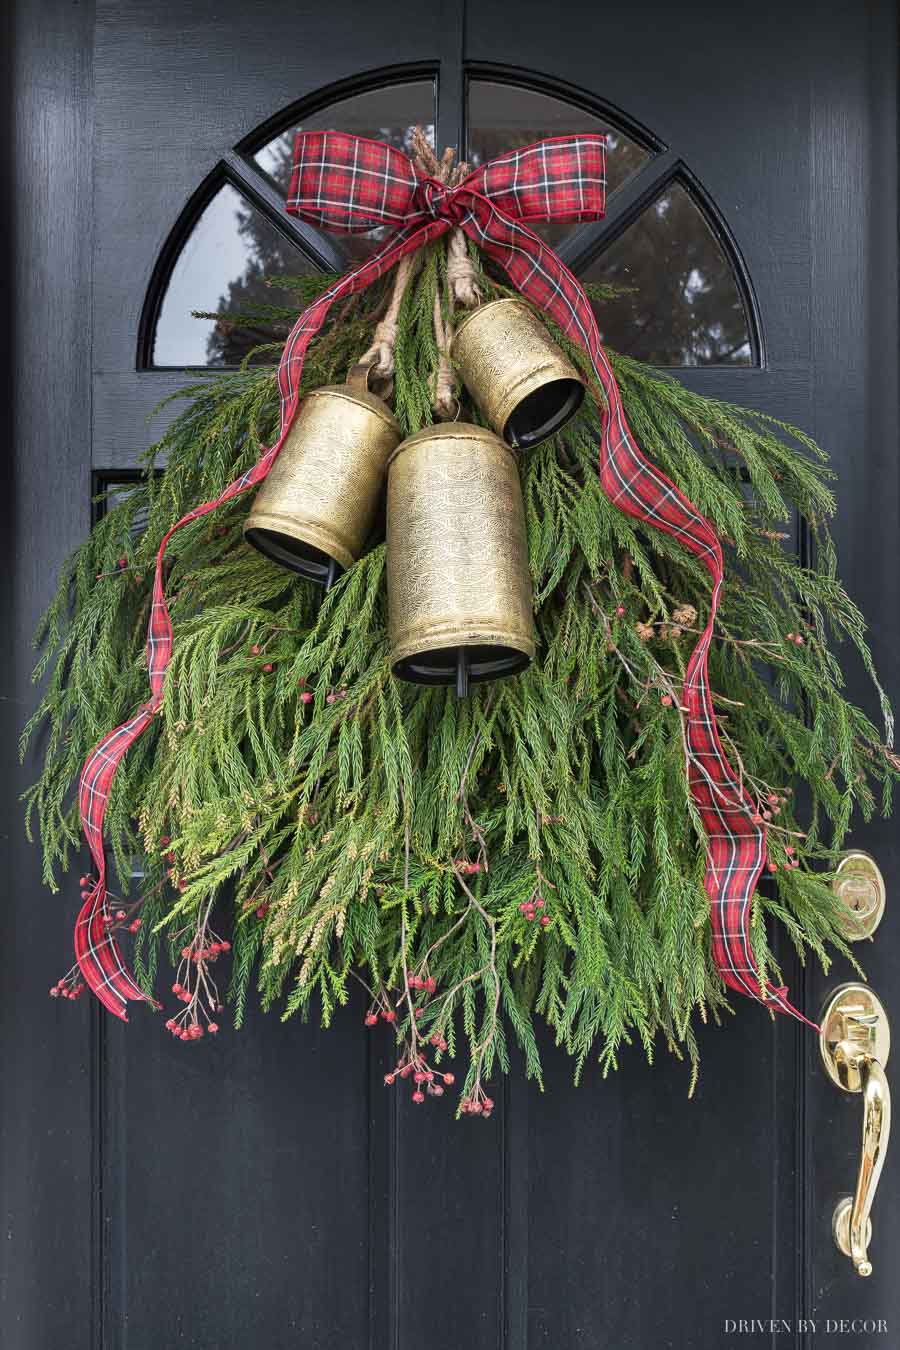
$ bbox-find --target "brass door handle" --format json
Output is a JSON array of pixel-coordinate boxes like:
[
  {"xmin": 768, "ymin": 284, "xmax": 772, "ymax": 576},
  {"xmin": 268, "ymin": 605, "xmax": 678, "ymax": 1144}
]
[{"xmin": 820, "ymin": 984, "xmax": 891, "ymax": 1276}]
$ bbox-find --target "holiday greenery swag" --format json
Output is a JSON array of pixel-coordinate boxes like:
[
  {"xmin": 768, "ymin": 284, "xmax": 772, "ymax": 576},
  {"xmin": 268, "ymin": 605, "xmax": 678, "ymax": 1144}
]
[{"xmin": 23, "ymin": 130, "xmax": 898, "ymax": 1114}]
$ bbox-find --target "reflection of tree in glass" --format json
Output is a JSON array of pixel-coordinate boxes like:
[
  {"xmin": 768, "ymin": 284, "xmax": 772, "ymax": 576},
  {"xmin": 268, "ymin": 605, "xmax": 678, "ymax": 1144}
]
[
  {"xmin": 208, "ymin": 117, "xmax": 435, "ymax": 366},
  {"xmin": 585, "ymin": 185, "xmax": 752, "ymax": 366},
  {"xmin": 206, "ymin": 152, "xmax": 315, "ymax": 367}
]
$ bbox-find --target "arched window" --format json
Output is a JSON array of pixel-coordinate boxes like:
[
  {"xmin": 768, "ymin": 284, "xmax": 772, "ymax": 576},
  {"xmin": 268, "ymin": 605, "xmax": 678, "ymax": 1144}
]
[{"xmin": 142, "ymin": 71, "xmax": 758, "ymax": 372}]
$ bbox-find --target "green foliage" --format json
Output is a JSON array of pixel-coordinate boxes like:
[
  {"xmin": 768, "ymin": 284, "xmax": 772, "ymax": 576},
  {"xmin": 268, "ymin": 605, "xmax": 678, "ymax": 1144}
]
[{"xmin": 22, "ymin": 252, "xmax": 897, "ymax": 1098}]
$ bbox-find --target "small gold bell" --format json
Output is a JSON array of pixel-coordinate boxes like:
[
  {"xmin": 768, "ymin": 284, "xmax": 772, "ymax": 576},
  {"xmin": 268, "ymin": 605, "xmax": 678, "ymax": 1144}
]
[
  {"xmin": 387, "ymin": 423, "xmax": 535, "ymax": 695},
  {"xmin": 244, "ymin": 364, "xmax": 400, "ymax": 585},
  {"xmin": 451, "ymin": 297, "xmax": 585, "ymax": 449}
]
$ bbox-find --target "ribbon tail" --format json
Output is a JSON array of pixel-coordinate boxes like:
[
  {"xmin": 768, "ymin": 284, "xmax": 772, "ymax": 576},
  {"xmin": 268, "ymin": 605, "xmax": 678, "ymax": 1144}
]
[
  {"xmin": 457, "ymin": 201, "xmax": 808, "ymax": 1025},
  {"xmin": 76, "ymin": 215, "xmax": 447, "ymax": 1018}
]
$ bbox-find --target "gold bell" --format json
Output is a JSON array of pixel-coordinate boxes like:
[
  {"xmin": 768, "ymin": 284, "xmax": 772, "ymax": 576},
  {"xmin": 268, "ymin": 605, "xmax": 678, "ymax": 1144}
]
[
  {"xmin": 387, "ymin": 423, "xmax": 535, "ymax": 695},
  {"xmin": 451, "ymin": 297, "xmax": 585, "ymax": 449},
  {"xmin": 244, "ymin": 364, "xmax": 400, "ymax": 585}
]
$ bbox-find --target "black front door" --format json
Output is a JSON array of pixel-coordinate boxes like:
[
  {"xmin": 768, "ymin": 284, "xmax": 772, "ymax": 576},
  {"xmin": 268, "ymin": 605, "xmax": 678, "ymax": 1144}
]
[{"xmin": 5, "ymin": 2, "xmax": 898, "ymax": 1347}]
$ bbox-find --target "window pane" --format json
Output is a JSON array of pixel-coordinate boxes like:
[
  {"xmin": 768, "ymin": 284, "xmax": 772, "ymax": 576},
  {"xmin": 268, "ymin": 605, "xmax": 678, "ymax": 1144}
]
[
  {"xmin": 153, "ymin": 184, "xmax": 315, "ymax": 368},
  {"xmin": 466, "ymin": 80, "xmax": 651, "ymax": 248},
  {"xmin": 254, "ymin": 81, "xmax": 436, "ymax": 265},
  {"xmin": 583, "ymin": 183, "xmax": 753, "ymax": 366}
]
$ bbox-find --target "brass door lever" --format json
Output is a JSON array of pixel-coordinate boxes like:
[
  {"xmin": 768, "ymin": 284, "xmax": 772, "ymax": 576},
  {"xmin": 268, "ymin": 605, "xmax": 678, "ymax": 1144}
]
[{"xmin": 819, "ymin": 984, "xmax": 891, "ymax": 1276}]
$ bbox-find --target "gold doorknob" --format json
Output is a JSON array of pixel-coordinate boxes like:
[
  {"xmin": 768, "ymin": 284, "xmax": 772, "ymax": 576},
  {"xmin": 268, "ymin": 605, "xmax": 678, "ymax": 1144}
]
[{"xmin": 819, "ymin": 984, "xmax": 891, "ymax": 1276}]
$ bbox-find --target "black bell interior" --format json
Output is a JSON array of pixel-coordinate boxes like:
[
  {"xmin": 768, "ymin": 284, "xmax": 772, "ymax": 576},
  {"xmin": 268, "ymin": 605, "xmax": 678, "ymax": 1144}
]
[
  {"xmin": 393, "ymin": 643, "xmax": 531, "ymax": 698},
  {"xmin": 244, "ymin": 527, "xmax": 344, "ymax": 587},
  {"xmin": 504, "ymin": 378, "xmax": 584, "ymax": 450}
]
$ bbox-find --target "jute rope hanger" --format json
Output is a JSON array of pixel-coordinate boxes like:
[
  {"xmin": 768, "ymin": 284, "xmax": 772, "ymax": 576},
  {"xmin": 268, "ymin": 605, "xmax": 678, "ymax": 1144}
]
[{"xmin": 355, "ymin": 127, "xmax": 481, "ymax": 415}]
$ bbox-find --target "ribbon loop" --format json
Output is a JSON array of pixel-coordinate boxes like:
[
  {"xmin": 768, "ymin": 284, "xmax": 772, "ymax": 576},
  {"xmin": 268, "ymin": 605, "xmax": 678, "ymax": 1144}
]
[{"xmin": 75, "ymin": 128, "xmax": 810, "ymax": 1028}]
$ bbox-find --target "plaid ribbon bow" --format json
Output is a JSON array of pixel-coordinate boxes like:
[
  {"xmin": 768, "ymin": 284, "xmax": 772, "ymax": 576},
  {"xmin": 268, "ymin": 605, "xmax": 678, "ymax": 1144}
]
[{"xmin": 76, "ymin": 130, "xmax": 811, "ymax": 1027}]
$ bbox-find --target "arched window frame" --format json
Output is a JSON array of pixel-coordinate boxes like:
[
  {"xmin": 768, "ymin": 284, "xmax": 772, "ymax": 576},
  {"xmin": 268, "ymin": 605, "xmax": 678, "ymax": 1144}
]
[{"xmin": 139, "ymin": 63, "xmax": 762, "ymax": 372}]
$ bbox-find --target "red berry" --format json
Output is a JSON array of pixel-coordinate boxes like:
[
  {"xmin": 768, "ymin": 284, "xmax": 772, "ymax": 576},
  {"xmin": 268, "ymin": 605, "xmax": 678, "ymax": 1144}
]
[
  {"xmin": 326, "ymin": 693, "xmax": 336, "ymax": 704},
  {"xmin": 262, "ymin": 663, "xmax": 274, "ymax": 674},
  {"xmin": 615, "ymin": 605, "xmax": 626, "ymax": 616},
  {"xmin": 762, "ymin": 810, "xmax": 772, "ymax": 821},
  {"xmin": 208, "ymin": 1023, "xmax": 219, "ymax": 1034},
  {"xmin": 49, "ymin": 986, "xmax": 60, "ymax": 997},
  {"xmin": 411, "ymin": 1091, "xmax": 425, "ymax": 1104},
  {"xmin": 160, "ymin": 836, "xmax": 170, "ymax": 846},
  {"xmin": 300, "ymin": 691, "xmax": 313, "ymax": 704},
  {"xmin": 399, "ymin": 1065, "xmax": 413, "ymax": 1078},
  {"xmin": 540, "ymin": 916, "xmax": 551, "ymax": 928},
  {"xmin": 128, "ymin": 919, "xmax": 142, "ymax": 932},
  {"xmin": 443, "ymin": 1073, "xmax": 454, "ymax": 1086},
  {"xmin": 256, "ymin": 904, "xmax": 269, "ymax": 919},
  {"xmin": 660, "ymin": 694, "xmax": 673, "ymax": 707},
  {"xmin": 220, "ymin": 941, "xmax": 231, "ymax": 952},
  {"xmin": 117, "ymin": 556, "xmax": 127, "ymax": 569},
  {"xmin": 483, "ymin": 1097, "xmax": 494, "ymax": 1110},
  {"xmin": 536, "ymin": 897, "xmax": 545, "ymax": 909},
  {"xmin": 767, "ymin": 794, "xmax": 779, "ymax": 806},
  {"xmin": 382, "ymin": 1009, "xmax": 397, "ymax": 1023},
  {"xmin": 767, "ymin": 861, "xmax": 779, "ymax": 873},
  {"xmin": 364, "ymin": 1013, "xmax": 378, "ymax": 1027},
  {"xmin": 525, "ymin": 912, "xmax": 535, "ymax": 923},
  {"xmin": 79, "ymin": 875, "xmax": 89, "ymax": 886},
  {"xmin": 751, "ymin": 814, "xmax": 763, "ymax": 825},
  {"xmin": 414, "ymin": 1071, "xmax": 426, "ymax": 1083},
  {"xmin": 250, "ymin": 644, "xmax": 261, "ymax": 655},
  {"xmin": 518, "ymin": 902, "xmax": 529, "ymax": 914},
  {"xmin": 425, "ymin": 977, "xmax": 436, "ymax": 993},
  {"xmin": 785, "ymin": 846, "xmax": 795, "ymax": 856},
  {"xmin": 431, "ymin": 1084, "xmax": 444, "ymax": 1097},
  {"xmin": 794, "ymin": 634, "xmax": 804, "ymax": 645},
  {"xmin": 115, "ymin": 909, "xmax": 126, "ymax": 920},
  {"xmin": 414, "ymin": 1008, "xmax": 423, "ymax": 1018},
  {"xmin": 297, "ymin": 678, "xmax": 305, "ymax": 687}
]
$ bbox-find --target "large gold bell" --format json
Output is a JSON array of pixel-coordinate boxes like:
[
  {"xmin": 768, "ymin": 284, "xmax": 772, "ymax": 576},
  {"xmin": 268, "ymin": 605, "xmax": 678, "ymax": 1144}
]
[
  {"xmin": 387, "ymin": 423, "xmax": 535, "ymax": 695},
  {"xmin": 452, "ymin": 297, "xmax": 585, "ymax": 449},
  {"xmin": 244, "ymin": 365, "xmax": 400, "ymax": 585}
]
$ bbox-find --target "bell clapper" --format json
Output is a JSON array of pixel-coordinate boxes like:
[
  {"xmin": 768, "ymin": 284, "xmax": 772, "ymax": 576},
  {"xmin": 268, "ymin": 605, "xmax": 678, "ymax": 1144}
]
[{"xmin": 456, "ymin": 648, "xmax": 470, "ymax": 700}]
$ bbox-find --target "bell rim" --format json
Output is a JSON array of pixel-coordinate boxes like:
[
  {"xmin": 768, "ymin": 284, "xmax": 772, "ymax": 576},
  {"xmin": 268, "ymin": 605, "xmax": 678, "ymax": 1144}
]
[
  {"xmin": 302, "ymin": 384, "xmax": 401, "ymax": 435},
  {"xmin": 386, "ymin": 421, "xmax": 511, "ymax": 469},
  {"xmin": 502, "ymin": 375, "xmax": 585, "ymax": 449},
  {"xmin": 389, "ymin": 627, "xmax": 536, "ymax": 670},
  {"xmin": 393, "ymin": 646, "xmax": 532, "ymax": 686},
  {"xmin": 243, "ymin": 513, "xmax": 357, "ymax": 572}
]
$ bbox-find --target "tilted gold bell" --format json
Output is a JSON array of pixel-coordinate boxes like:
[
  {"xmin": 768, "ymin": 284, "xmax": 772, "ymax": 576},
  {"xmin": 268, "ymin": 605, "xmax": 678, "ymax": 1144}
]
[
  {"xmin": 451, "ymin": 297, "xmax": 585, "ymax": 450},
  {"xmin": 387, "ymin": 423, "xmax": 535, "ymax": 695},
  {"xmin": 244, "ymin": 365, "xmax": 400, "ymax": 585}
]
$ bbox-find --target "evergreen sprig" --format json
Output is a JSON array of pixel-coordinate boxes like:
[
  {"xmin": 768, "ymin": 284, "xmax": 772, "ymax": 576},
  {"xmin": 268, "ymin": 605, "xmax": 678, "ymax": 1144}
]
[{"xmin": 23, "ymin": 254, "xmax": 897, "ymax": 1100}]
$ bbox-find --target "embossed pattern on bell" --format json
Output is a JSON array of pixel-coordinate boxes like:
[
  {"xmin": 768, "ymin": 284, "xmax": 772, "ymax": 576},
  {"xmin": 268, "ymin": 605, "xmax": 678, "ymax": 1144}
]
[
  {"xmin": 244, "ymin": 385, "xmax": 400, "ymax": 580},
  {"xmin": 387, "ymin": 423, "xmax": 535, "ymax": 685},
  {"xmin": 451, "ymin": 297, "xmax": 585, "ymax": 450}
]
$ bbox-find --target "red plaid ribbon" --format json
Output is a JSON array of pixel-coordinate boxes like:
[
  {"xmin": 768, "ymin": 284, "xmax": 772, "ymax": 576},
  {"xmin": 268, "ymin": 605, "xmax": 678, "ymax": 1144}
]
[{"xmin": 76, "ymin": 130, "xmax": 811, "ymax": 1027}]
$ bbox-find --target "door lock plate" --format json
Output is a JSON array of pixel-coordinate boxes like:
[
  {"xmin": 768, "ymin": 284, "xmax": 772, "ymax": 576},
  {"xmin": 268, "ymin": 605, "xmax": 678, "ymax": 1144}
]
[{"xmin": 831, "ymin": 851, "xmax": 885, "ymax": 941}]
